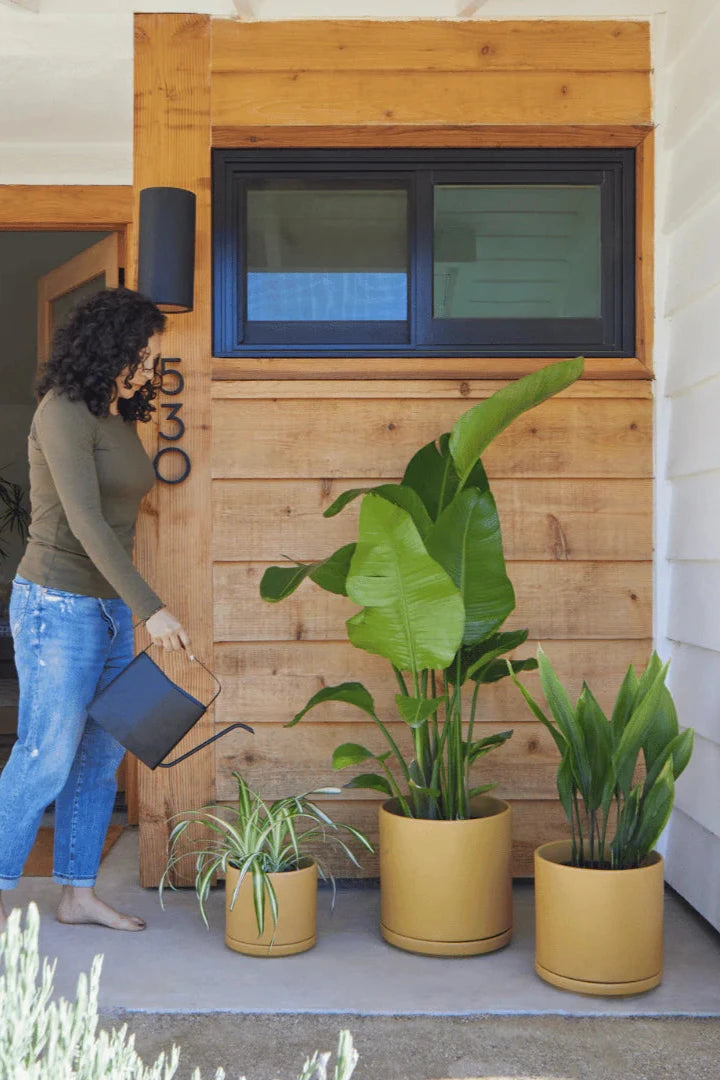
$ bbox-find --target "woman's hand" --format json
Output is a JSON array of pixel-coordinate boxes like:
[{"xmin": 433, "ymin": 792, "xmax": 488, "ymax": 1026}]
[{"xmin": 145, "ymin": 607, "xmax": 192, "ymax": 654}]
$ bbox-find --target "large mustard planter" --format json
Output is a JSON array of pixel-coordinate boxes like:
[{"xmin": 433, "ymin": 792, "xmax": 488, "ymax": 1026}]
[
  {"xmin": 225, "ymin": 860, "xmax": 318, "ymax": 958},
  {"xmin": 534, "ymin": 840, "xmax": 664, "ymax": 996},
  {"xmin": 379, "ymin": 796, "xmax": 513, "ymax": 957}
]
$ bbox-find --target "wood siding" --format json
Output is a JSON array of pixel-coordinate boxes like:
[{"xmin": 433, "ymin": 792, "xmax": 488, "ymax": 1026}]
[
  {"xmin": 134, "ymin": 16, "xmax": 653, "ymax": 883},
  {"xmin": 211, "ymin": 380, "xmax": 652, "ymax": 876}
]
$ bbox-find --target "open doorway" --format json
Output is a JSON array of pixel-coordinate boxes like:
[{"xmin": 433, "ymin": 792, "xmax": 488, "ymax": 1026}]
[{"xmin": 0, "ymin": 229, "xmax": 130, "ymax": 869}]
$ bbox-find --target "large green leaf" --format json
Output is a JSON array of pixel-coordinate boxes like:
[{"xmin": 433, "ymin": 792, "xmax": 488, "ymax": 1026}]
[
  {"xmin": 452, "ymin": 628, "xmax": 530, "ymax": 684},
  {"xmin": 324, "ymin": 483, "xmax": 432, "ymax": 539},
  {"xmin": 478, "ymin": 656, "xmax": 538, "ymax": 684},
  {"xmin": 612, "ymin": 662, "xmax": 670, "ymax": 796},
  {"xmin": 508, "ymin": 660, "xmax": 568, "ymax": 758},
  {"xmin": 425, "ymin": 488, "xmax": 514, "ymax": 645},
  {"xmin": 346, "ymin": 494, "xmax": 465, "ymax": 672},
  {"xmin": 670, "ymin": 726, "xmax": 694, "ymax": 781},
  {"xmin": 286, "ymin": 682, "xmax": 378, "ymax": 728},
  {"xmin": 466, "ymin": 729, "xmax": 513, "ymax": 763},
  {"xmin": 332, "ymin": 743, "xmax": 376, "ymax": 769},
  {"xmin": 309, "ymin": 543, "xmax": 356, "ymax": 595},
  {"xmin": 403, "ymin": 433, "xmax": 489, "ymax": 521},
  {"xmin": 449, "ymin": 358, "xmax": 584, "ymax": 486},
  {"xmin": 260, "ymin": 562, "xmax": 314, "ymax": 602},
  {"xmin": 643, "ymin": 727, "xmax": 694, "ymax": 794},
  {"xmin": 261, "ymin": 543, "xmax": 356, "ymax": 601},
  {"xmin": 395, "ymin": 694, "xmax": 444, "ymax": 729},
  {"xmin": 611, "ymin": 783, "xmax": 642, "ymax": 866},
  {"xmin": 611, "ymin": 663, "xmax": 640, "ymax": 746},
  {"xmin": 627, "ymin": 759, "xmax": 675, "ymax": 865},
  {"xmin": 557, "ymin": 751, "xmax": 576, "ymax": 826},
  {"xmin": 575, "ymin": 684, "xmax": 612, "ymax": 812},
  {"xmin": 538, "ymin": 647, "xmax": 592, "ymax": 798},
  {"xmin": 344, "ymin": 773, "xmax": 394, "ymax": 796},
  {"xmin": 641, "ymin": 683, "xmax": 679, "ymax": 773}
]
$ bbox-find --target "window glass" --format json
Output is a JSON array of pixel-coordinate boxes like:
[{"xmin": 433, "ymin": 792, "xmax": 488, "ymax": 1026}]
[
  {"xmin": 246, "ymin": 184, "xmax": 408, "ymax": 321},
  {"xmin": 433, "ymin": 185, "xmax": 602, "ymax": 320}
]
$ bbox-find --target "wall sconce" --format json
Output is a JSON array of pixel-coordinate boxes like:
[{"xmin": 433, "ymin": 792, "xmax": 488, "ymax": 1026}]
[{"xmin": 137, "ymin": 186, "xmax": 196, "ymax": 313}]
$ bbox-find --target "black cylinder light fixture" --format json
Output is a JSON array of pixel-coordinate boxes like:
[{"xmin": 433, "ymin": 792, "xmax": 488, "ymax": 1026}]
[{"xmin": 137, "ymin": 186, "xmax": 196, "ymax": 313}]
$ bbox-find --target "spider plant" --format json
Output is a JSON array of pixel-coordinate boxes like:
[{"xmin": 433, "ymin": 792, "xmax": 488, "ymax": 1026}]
[
  {"xmin": 160, "ymin": 772, "xmax": 374, "ymax": 935},
  {"xmin": 261, "ymin": 358, "xmax": 585, "ymax": 820},
  {"xmin": 511, "ymin": 647, "xmax": 695, "ymax": 870}
]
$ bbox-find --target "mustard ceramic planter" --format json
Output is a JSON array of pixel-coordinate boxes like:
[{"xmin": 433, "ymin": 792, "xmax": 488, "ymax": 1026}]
[
  {"xmin": 224, "ymin": 859, "xmax": 318, "ymax": 957},
  {"xmin": 534, "ymin": 840, "xmax": 664, "ymax": 996},
  {"xmin": 379, "ymin": 796, "xmax": 513, "ymax": 956}
]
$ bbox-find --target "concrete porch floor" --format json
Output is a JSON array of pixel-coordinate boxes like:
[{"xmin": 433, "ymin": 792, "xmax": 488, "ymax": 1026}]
[
  {"xmin": 5, "ymin": 828, "xmax": 720, "ymax": 1078},
  {"xmin": 9, "ymin": 828, "xmax": 719, "ymax": 1018}
]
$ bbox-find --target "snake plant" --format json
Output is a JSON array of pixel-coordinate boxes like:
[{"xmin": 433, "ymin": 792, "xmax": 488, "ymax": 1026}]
[
  {"xmin": 261, "ymin": 358, "xmax": 584, "ymax": 821},
  {"xmin": 511, "ymin": 648, "xmax": 694, "ymax": 870}
]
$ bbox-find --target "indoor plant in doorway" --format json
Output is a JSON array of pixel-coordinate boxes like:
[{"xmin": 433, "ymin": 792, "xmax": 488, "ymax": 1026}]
[
  {"xmin": 160, "ymin": 772, "xmax": 373, "ymax": 957},
  {"xmin": 261, "ymin": 358, "xmax": 584, "ymax": 956},
  {"xmin": 511, "ymin": 647, "xmax": 694, "ymax": 995}
]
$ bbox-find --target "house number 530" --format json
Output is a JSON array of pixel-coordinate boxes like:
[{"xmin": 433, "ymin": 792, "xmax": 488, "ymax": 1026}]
[{"xmin": 153, "ymin": 357, "xmax": 191, "ymax": 485}]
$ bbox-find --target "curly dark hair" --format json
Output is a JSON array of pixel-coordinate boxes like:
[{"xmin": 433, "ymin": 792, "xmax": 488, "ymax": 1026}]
[{"xmin": 37, "ymin": 287, "xmax": 167, "ymax": 422}]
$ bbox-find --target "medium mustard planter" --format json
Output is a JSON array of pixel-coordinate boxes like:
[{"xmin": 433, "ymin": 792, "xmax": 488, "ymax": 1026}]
[
  {"xmin": 224, "ymin": 860, "xmax": 318, "ymax": 957},
  {"xmin": 534, "ymin": 840, "xmax": 664, "ymax": 996},
  {"xmin": 379, "ymin": 796, "xmax": 513, "ymax": 957}
]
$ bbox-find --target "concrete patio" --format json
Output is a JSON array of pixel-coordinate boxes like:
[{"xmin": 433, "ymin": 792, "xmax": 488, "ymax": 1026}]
[
  {"xmin": 9, "ymin": 828, "xmax": 720, "ymax": 1019},
  {"xmin": 3, "ymin": 827, "xmax": 720, "ymax": 1077}
]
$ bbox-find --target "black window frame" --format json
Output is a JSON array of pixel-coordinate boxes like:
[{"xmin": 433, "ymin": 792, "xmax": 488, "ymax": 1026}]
[{"xmin": 213, "ymin": 148, "xmax": 635, "ymax": 360}]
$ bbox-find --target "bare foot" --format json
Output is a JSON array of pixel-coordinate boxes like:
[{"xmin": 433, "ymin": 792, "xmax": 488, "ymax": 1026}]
[{"xmin": 56, "ymin": 886, "xmax": 146, "ymax": 932}]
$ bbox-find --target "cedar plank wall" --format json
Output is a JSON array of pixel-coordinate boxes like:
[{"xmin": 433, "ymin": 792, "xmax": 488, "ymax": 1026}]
[
  {"xmin": 135, "ymin": 17, "xmax": 653, "ymax": 883},
  {"xmin": 207, "ymin": 19, "xmax": 654, "ymax": 878}
]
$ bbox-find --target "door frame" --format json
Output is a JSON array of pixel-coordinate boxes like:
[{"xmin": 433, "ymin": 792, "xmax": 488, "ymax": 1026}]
[
  {"xmin": 0, "ymin": 184, "xmax": 139, "ymax": 824},
  {"xmin": 37, "ymin": 233, "xmax": 120, "ymax": 368}
]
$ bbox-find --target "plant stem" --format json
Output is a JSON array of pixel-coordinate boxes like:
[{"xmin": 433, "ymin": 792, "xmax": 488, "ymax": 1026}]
[
  {"xmin": 393, "ymin": 666, "xmax": 409, "ymax": 697},
  {"xmin": 573, "ymin": 792, "xmax": 585, "ymax": 867},
  {"xmin": 464, "ymin": 680, "xmax": 481, "ymax": 803},
  {"xmin": 455, "ymin": 653, "xmax": 465, "ymax": 818}
]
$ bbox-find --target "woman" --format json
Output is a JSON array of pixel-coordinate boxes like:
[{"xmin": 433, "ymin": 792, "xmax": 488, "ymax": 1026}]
[{"xmin": 0, "ymin": 287, "xmax": 191, "ymax": 933}]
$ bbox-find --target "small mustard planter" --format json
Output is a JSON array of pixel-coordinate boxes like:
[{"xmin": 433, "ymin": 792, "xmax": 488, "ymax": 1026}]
[
  {"xmin": 224, "ymin": 860, "xmax": 318, "ymax": 957},
  {"xmin": 534, "ymin": 840, "xmax": 664, "ymax": 996},
  {"xmin": 379, "ymin": 796, "xmax": 513, "ymax": 957}
]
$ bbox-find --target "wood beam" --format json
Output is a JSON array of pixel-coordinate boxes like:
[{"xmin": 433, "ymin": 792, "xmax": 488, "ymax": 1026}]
[{"xmin": 133, "ymin": 13, "xmax": 214, "ymax": 888}]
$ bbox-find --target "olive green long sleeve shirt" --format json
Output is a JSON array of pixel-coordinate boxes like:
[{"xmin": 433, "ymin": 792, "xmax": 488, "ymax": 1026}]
[{"xmin": 17, "ymin": 390, "xmax": 164, "ymax": 622}]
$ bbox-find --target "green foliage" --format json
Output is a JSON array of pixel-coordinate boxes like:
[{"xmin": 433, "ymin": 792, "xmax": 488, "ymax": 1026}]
[
  {"xmin": 261, "ymin": 359, "xmax": 584, "ymax": 820},
  {"xmin": 0, "ymin": 904, "xmax": 357, "ymax": 1080},
  {"xmin": 510, "ymin": 648, "xmax": 694, "ymax": 870},
  {"xmin": 160, "ymin": 774, "xmax": 373, "ymax": 936},
  {"xmin": 0, "ymin": 469, "xmax": 30, "ymax": 562}
]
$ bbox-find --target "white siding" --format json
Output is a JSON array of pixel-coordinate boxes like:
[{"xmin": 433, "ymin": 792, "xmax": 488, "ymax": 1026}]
[{"xmin": 656, "ymin": 1, "xmax": 720, "ymax": 931}]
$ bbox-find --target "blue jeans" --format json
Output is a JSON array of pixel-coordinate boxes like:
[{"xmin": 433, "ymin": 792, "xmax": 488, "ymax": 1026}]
[{"xmin": 0, "ymin": 577, "xmax": 132, "ymax": 889}]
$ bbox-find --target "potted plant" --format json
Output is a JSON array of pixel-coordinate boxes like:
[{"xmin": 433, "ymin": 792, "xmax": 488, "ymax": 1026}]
[
  {"xmin": 511, "ymin": 647, "xmax": 694, "ymax": 995},
  {"xmin": 0, "ymin": 468, "xmax": 30, "ymax": 564},
  {"xmin": 261, "ymin": 358, "xmax": 584, "ymax": 956},
  {"xmin": 0, "ymin": 467, "xmax": 30, "ymax": 623},
  {"xmin": 160, "ymin": 772, "xmax": 373, "ymax": 957}
]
